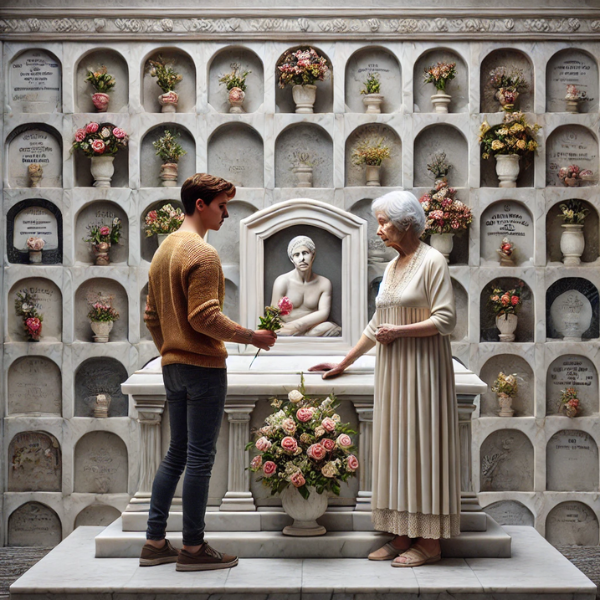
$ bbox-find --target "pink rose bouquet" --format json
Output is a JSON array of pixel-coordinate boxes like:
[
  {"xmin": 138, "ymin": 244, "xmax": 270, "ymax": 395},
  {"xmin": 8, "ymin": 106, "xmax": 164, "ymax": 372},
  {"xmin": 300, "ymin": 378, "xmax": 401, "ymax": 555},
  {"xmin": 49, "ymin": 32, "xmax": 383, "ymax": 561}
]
[
  {"xmin": 15, "ymin": 290, "xmax": 44, "ymax": 342},
  {"xmin": 249, "ymin": 295, "xmax": 293, "ymax": 368},
  {"xmin": 72, "ymin": 121, "xmax": 128, "ymax": 158}
]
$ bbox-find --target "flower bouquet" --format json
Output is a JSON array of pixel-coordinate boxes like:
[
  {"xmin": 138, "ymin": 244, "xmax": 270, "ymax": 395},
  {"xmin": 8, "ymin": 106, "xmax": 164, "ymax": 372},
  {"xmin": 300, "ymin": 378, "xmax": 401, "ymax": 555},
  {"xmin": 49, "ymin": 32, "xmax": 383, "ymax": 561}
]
[
  {"xmin": 26, "ymin": 236, "xmax": 45, "ymax": 263},
  {"xmin": 489, "ymin": 282, "xmax": 524, "ymax": 342},
  {"xmin": 144, "ymin": 203, "xmax": 184, "ymax": 246},
  {"xmin": 491, "ymin": 372, "xmax": 518, "ymax": 417},
  {"xmin": 15, "ymin": 290, "xmax": 43, "ymax": 341},
  {"xmin": 87, "ymin": 293, "xmax": 119, "ymax": 343},
  {"xmin": 153, "ymin": 130, "xmax": 187, "ymax": 187},
  {"xmin": 558, "ymin": 199, "xmax": 588, "ymax": 225},
  {"xmin": 351, "ymin": 137, "xmax": 391, "ymax": 186},
  {"xmin": 497, "ymin": 237, "xmax": 515, "ymax": 266},
  {"xmin": 360, "ymin": 72, "xmax": 383, "ymax": 114},
  {"xmin": 489, "ymin": 66, "xmax": 528, "ymax": 112},
  {"xmin": 426, "ymin": 152, "xmax": 452, "ymax": 181},
  {"xmin": 248, "ymin": 296, "xmax": 293, "ymax": 368},
  {"xmin": 558, "ymin": 164, "xmax": 594, "ymax": 187},
  {"xmin": 148, "ymin": 56, "xmax": 183, "ymax": 112},
  {"xmin": 83, "ymin": 218, "xmax": 122, "ymax": 265},
  {"xmin": 424, "ymin": 62, "xmax": 456, "ymax": 113},
  {"xmin": 85, "ymin": 65, "xmax": 116, "ymax": 112},
  {"xmin": 558, "ymin": 387, "xmax": 580, "ymax": 418},
  {"xmin": 565, "ymin": 84, "xmax": 582, "ymax": 113},
  {"xmin": 219, "ymin": 65, "xmax": 251, "ymax": 113}
]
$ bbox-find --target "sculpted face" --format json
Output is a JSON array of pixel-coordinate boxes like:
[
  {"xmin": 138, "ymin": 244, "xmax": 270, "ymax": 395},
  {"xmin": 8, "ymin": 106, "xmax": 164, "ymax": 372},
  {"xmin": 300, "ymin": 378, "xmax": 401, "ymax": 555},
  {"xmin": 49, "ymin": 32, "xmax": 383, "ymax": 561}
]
[{"xmin": 291, "ymin": 245, "xmax": 315, "ymax": 272}]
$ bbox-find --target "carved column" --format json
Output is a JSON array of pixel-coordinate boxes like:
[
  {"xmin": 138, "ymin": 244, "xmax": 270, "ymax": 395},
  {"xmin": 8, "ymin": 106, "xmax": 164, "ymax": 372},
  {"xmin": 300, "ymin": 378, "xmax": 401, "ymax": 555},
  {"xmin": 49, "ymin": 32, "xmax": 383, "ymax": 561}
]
[
  {"xmin": 457, "ymin": 394, "xmax": 482, "ymax": 512},
  {"xmin": 353, "ymin": 401, "xmax": 374, "ymax": 511},
  {"xmin": 220, "ymin": 398, "xmax": 257, "ymax": 511}
]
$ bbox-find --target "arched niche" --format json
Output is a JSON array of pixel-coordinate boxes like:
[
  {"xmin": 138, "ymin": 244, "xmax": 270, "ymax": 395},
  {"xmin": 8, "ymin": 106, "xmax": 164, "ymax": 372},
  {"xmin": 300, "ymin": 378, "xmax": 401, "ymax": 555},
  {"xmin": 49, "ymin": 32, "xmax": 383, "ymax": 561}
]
[
  {"xmin": 8, "ymin": 356, "xmax": 62, "ymax": 415},
  {"xmin": 480, "ymin": 48, "xmax": 534, "ymax": 113},
  {"xmin": 547, "ymin": 430, "xmax": 599, "ymax": 491},
  {"xmin": 74, "ymin": 431, "xmax": 128, "ymax": 493},
  {"xmin": 74, "ymin": 277, "xmax": 129, "ymax": 342},
  {"xmin": 75, "ymin": 200, "xmax": 129, "ymax": 265},
  {"xmin": 414, "ymin": 124, "xmax": 468, "ymax": 187},
  {"xmin": 480, "ymin": 429, "xmax": 534, "ymax": 491},
  {"xmin": 74, "ymin": 121, "xmax": 129, "ymax": 188},
  {"xmin": 546, "ymin": 355, "xmax": 598, "ymax": 416},
  {"xmin": 142, "ymin": 48, "xmax": 196, "ymax": 113},
  {"xmin": 208, "ymin": 46, "xmax": 264, "ymax": 113},
  {"xmin": 546, "ymin": 125, "xmax": 598, "ymax": 187},
  {"xmin": 546, "ymin": 278, "xmax": 599, "ymax": 341},
  {"xmin": 344, "ymin": 46, "xmax": 401, "ymax": 114},
  {"xmin": 8, "ymin": 502, "xmax": 62, "ymax": 547},
  {"xmin": 479, "ymin": 277, "xmax": 534, "ymax": 342},
  {"xmin": 206, "ymin": 201, "xmax": 256, "ymax": 266},
  {"xmin": 275, "ymin": 123, "xmax": 333, "ymax": 188},
  {"xmin": 74, "ymin": 357, "xmax": 129, "ymax": 417},
  {"xmin": 8, "ymin": 277, "xmax": 62, "ymax": 342},
  {"xmin": 8, "ymin": 431, "xmax": 61, "ymax": 492},
  {"xmin": 224, "ymin": 278, "xmax": 240, "ymax": 323},
  {"xmin": 413, "ymin": 48, "xmax": 468, "ymax": 113},
  {"xmin": 479, "ymin": 354, "xmax": 534, "ymax": 416},
  {"xmin": 484, "ymin": 500, "xmax": 534, "ymax": 526},
  {"xmin": 451, "ymin": 278, "xmax": 468, "ymax": 342},
  {"xmin": 275, "ymin": 46, "xmax": 333, "ymax": 114},
  {"xmin": 546, "ymin": 200, "xmax": 599, "ymax": 265},
  {"xmin": 546, "ymin": 49, "xmax": 599, "ymax": 114},
  {"xmin": 345, "ymin": 123, "xmax": 401, "ymax": 188},
  {"xmin": 6, "ymin": 123, "xmax": 62, "ymax": 188},
  {"xmin": 480, "ymin": 149, "xmax": 535, "ymax": 189},
  {"xmin": 75, "ymin": 504, "xmax": 120, "ymax": 528},
  {"xmin": 546, "ymin": 502, "xmax": 599, "ymax": 546},
  {"xmin": 140, "ymin": 124, "xmax": 196, "ymax": 188},
  {"xmin": 9, "ymin": 49, "xmax": 62, "ymax": 113},
  {"xmin": 75, "ymin": 48, "xmax": 129, "ymax": 113},
  {"xmin": 6, "ymin": 199, "xmax": 63, "ymax": 264},
  {"xmin": 140, "ymin": 199, "xmax": 184, "ymax": 262},
  {"xmin": 208, "ymin": 123, "xmax": 264, "ymax": 188},
  {"xmin": 350, "ymin": 198, "xmax": 396, "ymax": 264},
  {"xmin": 140, "ymin": 282, "xmax": 151, "ymax": 341},
  {"xmin": 480, "ymin": 200, "xmax": 534, "ymax": 266}
]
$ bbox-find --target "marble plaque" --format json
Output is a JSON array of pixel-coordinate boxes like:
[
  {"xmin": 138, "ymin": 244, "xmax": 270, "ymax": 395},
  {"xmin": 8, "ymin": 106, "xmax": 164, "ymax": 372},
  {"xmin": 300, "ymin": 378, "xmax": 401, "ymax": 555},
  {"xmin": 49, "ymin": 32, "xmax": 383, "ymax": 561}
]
[
  {"xmin": 546, "ymin": 278, "xmax": 599, "ymax": 340},
  {"xmin": 8, "ymin": 431, "xmax": 61, "ymax": 492},
  {"xmin": 74, "ymin": 431, "xmax": 128, "ymax": 493},
  {"xmin": 546, "ymin": 502, "xmax": 599, "ymax": 546},
  {"xmin": 546, "ymin": 430, "xmax": 599, "ymax": 491},
  {"xmin": 13, "ymin": 206, "xmax": 59, "ymax": 251},
  {"xmin": 484, "ymin": 500, "xmax": 534, "ymax": 526},
  {"xmin": 480, "ymin": 201, "xmax": 533, "ymax": 265},
  {"xmin": 547, "ymin": 126, "xmax": 598, "ymax": 187},
  {"xmin": 74, "ymin": 357, "xmax": 128, "ymax": 418},
  {"xmin": 75, "ymin": 504, "xmax": 120, "ymax": 528},
  {"xmin": 8, "ymin": 502, "xmax": 61, "ymax": 547},
  {"xmin": 550, "ymin": 290, "xmax": 593, "ymax": 342},
  {"xmin": 9, "ymin": 50, "xmax": 61, "ymax": 113},
  {"xmin": 8, "ymin": 356, "xmax": 62, "ymax": 415},
  {"xmin": 547, "ymin": 355, "xmax": 598, "ymax": 416},
  {"xmin": 547, "ymin": 50, "xmax": 598, "ymax": 113},
  {"xmin": 8, "ymin": 127, "xmax": 62, "ymax": 188},
  {"xmin": 480, "ymin": 429, "xmax": 534, "ymax": 492}
]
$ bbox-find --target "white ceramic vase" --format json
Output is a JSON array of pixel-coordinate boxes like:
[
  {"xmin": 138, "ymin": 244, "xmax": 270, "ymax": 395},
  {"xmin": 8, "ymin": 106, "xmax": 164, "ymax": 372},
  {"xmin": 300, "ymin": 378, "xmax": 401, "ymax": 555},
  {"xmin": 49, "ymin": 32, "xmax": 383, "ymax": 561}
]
[
  {"xmin": 560, "ymin": 224, "xmax": 585, "ymax": 266},
  {"xmin": 90, "ymin": 320, "xmax": 114, "ymax": 343},
  {"xmin": 157, "ymin": 234, "xmax": 169, "ymax": 246},
  {"xmin": 429, "ymin": 233, "xmax": 454, "ymax": 262},
  {"xmin": 496, "ymin": 313, "xmax": 518, "ymax": 342},
  {"xmin": 228, "ymin": 87, "xmax": 246, "ymax": 113},
  {"xmin": 292, "ymin": 165, "xmax": 313, "ymax": 188},
  {"xmin": 28, "ymin": 250, "xmax": 42, "ymax": 263},
  {"xmin": 495, "ymin": 154, "xmax": 520, "ymax": 188},
  {"xmin": 362, "ymin": 93, "xmax": 384, "ymax": 114},
  {"xmin": 91, "ymin": 92, "xmax": 110, "ymax": 112},
  {"xmin": 431, "ymin": 90, "xmax": 451, "ymax": 114},
  {"xmin": 497, "ymin": 393, "xmax": 515, "ymax": 417},
  {"xmin": 365, "ymin": 164, "xmax": 381, "ymax": 186},
  {"xmin": 160, "ymin": 163, "xmax": 179, "ymax": 187},
  {"xmin": 280, "ymin": 485, "xmax": 327, "ymax": 536},
  {"xmin": 292, "ymin": 84, "xmax": 317, "ymax": 114},
  {"xmin": 90, "ymin": 155, "xmax": 115, "ymax": 188}
]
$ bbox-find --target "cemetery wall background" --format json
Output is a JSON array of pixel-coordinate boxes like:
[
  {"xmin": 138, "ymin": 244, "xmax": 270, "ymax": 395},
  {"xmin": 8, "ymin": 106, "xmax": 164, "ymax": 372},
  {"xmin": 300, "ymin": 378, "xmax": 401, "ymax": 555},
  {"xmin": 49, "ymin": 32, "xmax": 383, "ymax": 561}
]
[{"xmin": 2, "ymin": 2, "xmax": 600, "ymax": 548}]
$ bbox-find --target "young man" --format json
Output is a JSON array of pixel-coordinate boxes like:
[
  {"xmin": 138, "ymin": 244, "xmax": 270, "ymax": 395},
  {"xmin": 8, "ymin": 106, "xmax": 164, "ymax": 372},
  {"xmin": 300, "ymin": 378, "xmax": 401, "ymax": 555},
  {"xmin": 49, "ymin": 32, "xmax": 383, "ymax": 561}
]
[{"xmin": 140, "ymin": 173, "xmax": 276, "ymax": 571}]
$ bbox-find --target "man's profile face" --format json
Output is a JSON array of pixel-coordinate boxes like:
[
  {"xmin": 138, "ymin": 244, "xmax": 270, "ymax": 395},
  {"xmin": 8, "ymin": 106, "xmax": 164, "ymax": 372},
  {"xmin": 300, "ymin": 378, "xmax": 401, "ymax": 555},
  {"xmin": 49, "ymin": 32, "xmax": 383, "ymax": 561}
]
[{"xmin": 291, "ymin": 245, "xmax": 315, "ymax": 271}]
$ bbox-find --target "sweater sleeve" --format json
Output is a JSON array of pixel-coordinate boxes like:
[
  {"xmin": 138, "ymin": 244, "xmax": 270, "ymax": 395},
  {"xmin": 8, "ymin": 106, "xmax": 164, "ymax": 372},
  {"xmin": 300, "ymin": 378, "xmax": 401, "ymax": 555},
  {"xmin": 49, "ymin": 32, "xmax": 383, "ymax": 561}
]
[
  {"xmin": 144, "ymin": 279, "xmax": 165, "ymax": 351},
  {"xmin": 425, "ymin": 250, "xmax": 457, "ymax": 336}
]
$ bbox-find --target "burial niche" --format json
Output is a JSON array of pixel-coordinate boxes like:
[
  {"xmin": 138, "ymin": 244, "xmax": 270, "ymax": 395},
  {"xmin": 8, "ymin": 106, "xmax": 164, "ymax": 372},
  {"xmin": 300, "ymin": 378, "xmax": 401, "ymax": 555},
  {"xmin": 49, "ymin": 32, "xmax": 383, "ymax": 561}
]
[
  {"xmin": 546, "ymin": 126, "xmax": 598, "ymax": 187},
  {"xmin": 74, "ymin": 357, "xmax": 129, "ymax": 418},
  {"xmin": 546, "ymin": 502, "xmax": 599, "ymax": 546},
  {"xmin": 9, "ymin": 49, "xmax": 62, "ymax": 113},
  {"xmin": 480, "ymin": 429, "xmax": 534, "ymax": 491},
  {"xmin": 546, "ymin": 355, "xmax": 598, "ymax": 416},
  {"xmin": 75, "ymin": 504, "xmax": 121, "ymax": 527},
  {"xmin": 6, "ymin": 124, "xmax": 62, "ymax": 188},
  {"xmin": 8, "ymin": 431, "xmax": 61, "ymax": 492},
  {"xmin": 7, "ymin": 199, "xmax": 63, "ymax": 265},
  {"xmin": 8, "ymin": 356, "xmax": 62, "ymax": 415},
  {"xmin": 74, "ymin": 431, "xmax": 128, "ymax": 493},
  {"xmin": 8, "ymin": 502, "xmax": 62, "ymax": 547},
  {"xmin": 483, "ymin": 500, "xmax": 534, "ymax": 526},
  {"xmin": 546, "ymin": 430, "xmax": 599, "ymax": 492}
]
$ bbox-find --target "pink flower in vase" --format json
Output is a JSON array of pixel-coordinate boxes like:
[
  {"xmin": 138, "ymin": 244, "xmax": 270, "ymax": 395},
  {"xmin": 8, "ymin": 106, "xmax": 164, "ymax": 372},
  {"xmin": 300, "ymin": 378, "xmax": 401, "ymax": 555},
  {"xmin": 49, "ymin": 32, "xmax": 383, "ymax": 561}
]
[
  {"xmin": 307, "ymin": 443, "xmax": 327, "ymax": 461},
  {"xmin": 262, "ymin": 461, "xmax": 277, "ymax": 477},
  {"xmin": 91, "ymin": 139, "xmax": 106, "ymax": 154},
  {"xmin": 281, "ymin": 436, "xmax": 298, "ymax": 453},
  {"xmin": 228, "ymin": 87, "xmax": 245, "ymax": 103},
  {"xmin": 346, "ymin": 454, "xmax": 359, "ymax": 471},
  {"xmin": 112, "ymin": 127, "xmax": 126, "ymax": 139},
  {"xmin": 290, "ymin": 471, "xmax": 306, "ymax": 488},
  {"xmin": 255, "ymin": 436, "xmax": 272, "ymax": 452},
  {"xmin": 250, "ymin": 455, "xmax": 262, "ymax": 471},
  {"xmin": 86, "ymin": 122, "xmax": 99, "ymax": 133},
  {"xmin": 99, "ymin": 226, "xmax": 111, "ymax": 236},
  {"xmin": 320, "ymin": 438, "xmax": 336, "ymax": 452},
  {"xmin": 75, "ymin": 128, "xmax": 87, "ymax": 142},
  {"xmin": 278, "ymin": 296, "xmax": 293, "ymax": 316},
  {"xmin": 336, "ymin": 433, "xmax": 353, "ymax": 450},
  {"xmin": 296, "ymin": 407, "xmax": 314, "ymax": 422}
]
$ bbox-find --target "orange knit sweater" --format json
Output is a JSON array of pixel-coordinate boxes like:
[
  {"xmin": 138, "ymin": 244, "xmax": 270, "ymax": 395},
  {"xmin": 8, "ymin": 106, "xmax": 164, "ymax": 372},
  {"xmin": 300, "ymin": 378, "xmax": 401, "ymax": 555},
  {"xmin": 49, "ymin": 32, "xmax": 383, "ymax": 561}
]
[{"xmin": 144, "ymin": 230, "xmax": 253, "ymax": 368}]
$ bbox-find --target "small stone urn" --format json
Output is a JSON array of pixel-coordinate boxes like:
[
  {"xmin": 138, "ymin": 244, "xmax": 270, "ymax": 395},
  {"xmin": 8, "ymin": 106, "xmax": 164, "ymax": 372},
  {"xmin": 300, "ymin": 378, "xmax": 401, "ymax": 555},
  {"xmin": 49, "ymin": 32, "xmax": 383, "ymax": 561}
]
[
  {"xmin": 560, "ymin": 224, "xmax": 585, "ymax": 266},
  {"xmin": 565, "ymin": 97, "xmax": 580, "ymax": 114},
  {"xmin": 228, "ymin": 87, "xmax": 246, "ymax": 113},
  {"xmin": 91, "ymin": 92, "xmax": 110, "ymax": 112},
  {"xmin": 431, "ymin": 90, "xmax": 452, "ymax": 114},
  {"xmin": 292, "ymin": 84, "xmax": 317, "ymax": 114},
  {"xmin": 158, "ymin": 91, "xmax": 179, "ymax": 113},
  {"xmin": 280, "ymin": 485, "xmax": 327, "ymax": 536},
  {"xmin": 292, "ymin": 165, "xmax": 313, "ymax": 188},
  {"xmin": 90, "ymin": 155, "xmax": 115, "ymax": 188},
  {"xmin": 28, "ymin": 163, "xmax": 43, "ymax": 188},
  {"xmin": 93, "ymin": 393, "xmax": 112, "ymax": 418},
  {"xmin": 90, "ymin": 320, "xmax": 114, "ymax": 343},
  {"xmin": 496, "ymin": 313, "xmax": 518, "ymax": 342},
  {"xmin": 365, "ymin": 164, "xmax": 381, "ymax": 186},
  {"xmin": 92, "ymin": 242, "xmax": 111, "ymax": 266},
  {"xmin": 160, "ymin": 163, "xmax": 179, "ymax": 187},
  {"xmin": 429, "ymin": 233, "xmax": 454, "ymax": 263},
  {"xmin": 497, "ymin": 393, "xmax": 515, "ymax": 417},
  {"xmin": 495, "ymin": 154, "xmax": 520, "ymax": 188},
  {"xmin": 362, "ymin": 93, "xmax": 384, "ymax": 114}
]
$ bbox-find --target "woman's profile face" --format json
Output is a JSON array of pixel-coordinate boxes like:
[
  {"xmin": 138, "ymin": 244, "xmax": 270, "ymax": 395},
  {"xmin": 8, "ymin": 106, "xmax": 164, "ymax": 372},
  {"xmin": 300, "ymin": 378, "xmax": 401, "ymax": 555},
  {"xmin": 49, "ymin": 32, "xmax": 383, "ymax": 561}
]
[{"xmin": 376, "ymin": 213, "xmax": 404, "ymax": 247}]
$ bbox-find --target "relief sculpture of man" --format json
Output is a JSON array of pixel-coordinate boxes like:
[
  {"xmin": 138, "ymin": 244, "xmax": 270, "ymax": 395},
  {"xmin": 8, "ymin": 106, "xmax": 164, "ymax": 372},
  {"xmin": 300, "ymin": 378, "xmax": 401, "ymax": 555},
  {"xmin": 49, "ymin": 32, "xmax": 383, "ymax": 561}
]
[{"xmin": 271, "ymin": 235, "xmax": 341, "ymax": 337}]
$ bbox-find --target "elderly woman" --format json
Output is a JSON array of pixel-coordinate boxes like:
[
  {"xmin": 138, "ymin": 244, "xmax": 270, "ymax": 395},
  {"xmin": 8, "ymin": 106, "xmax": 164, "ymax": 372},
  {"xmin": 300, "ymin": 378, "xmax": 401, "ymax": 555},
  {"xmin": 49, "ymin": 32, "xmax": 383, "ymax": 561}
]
[{"xmin": 310, "ymin": 191, "xmax": 460, "ymax": 567}]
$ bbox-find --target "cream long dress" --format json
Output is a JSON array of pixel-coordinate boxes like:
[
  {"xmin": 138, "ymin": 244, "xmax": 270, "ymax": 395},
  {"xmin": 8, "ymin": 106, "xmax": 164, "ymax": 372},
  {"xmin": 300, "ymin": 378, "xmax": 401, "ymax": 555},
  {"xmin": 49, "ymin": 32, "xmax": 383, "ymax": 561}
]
[{"xmin": 364, "ymin": 242, "xmax": 461, "ymax": 539}]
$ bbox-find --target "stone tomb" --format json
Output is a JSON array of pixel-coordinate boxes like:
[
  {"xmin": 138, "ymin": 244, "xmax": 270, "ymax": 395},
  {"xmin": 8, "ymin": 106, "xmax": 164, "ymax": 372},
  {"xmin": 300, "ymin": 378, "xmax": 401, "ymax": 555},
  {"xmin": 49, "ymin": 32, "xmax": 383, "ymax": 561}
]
[
  {"xmin": 74, "ymin": 431, "xmax": 128, "ymax": 494},
  {"xmin": 546, "ymin": 501, "xmax": 599, "ymax": 547},
  {"xmin": 75, "ymin": 504, "xmax": 121, "ymax": 528},
  {"xmin": 9, "ymin": 49, "xmax": 61, "ymax": 113},
  {"xmin": 546, "ymin": 125, "xmax": 598, "ymax": 187},
  {"xmin": 546, "ymin": 430, "xmax": 599, "ymax": 492},
  {"xmin": 483, "ymin": 500, "xmax": 535, "ymax": 526},
  {"xmin": 8, "ymin": 356, "xmax": 62, "ymax": 415},
  {"xmin": 7, "ymin": 431, "xmax": 61, "ymax": 492},
  {"xmin": 546, "ymin": 355, "xmax": 598, "ymax": 416},
  {"xmin": 7, "ymin": 502, "xmax": 62, "ymax": 547},
  {"xmin": 547, "ymin": 279, "xmax": 599, "ymax": 341}
]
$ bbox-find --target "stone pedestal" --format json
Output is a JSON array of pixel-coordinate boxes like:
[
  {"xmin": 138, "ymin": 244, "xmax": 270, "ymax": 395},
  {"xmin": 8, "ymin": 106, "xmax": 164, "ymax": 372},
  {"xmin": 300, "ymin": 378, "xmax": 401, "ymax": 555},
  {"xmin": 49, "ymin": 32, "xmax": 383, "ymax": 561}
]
[
  {"xmin": 352, "ymin": 401, "xmax": 373, "ymax": 512},
  {"xmin": 457, "ymin": 393, "xmax": 483, "ymax": 513}
]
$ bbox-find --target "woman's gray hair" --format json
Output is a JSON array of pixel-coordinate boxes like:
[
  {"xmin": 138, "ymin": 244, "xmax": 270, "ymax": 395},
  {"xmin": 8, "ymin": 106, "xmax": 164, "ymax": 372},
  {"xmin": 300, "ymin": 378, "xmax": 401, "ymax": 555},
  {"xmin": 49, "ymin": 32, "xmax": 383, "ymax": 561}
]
[
  {"xmin": 371, "ymin": 191, "xmax": 426, "ymax": 236},
  {"xmin": 287, "ymin": 235, "xmax": 316, "ymax": 261}
]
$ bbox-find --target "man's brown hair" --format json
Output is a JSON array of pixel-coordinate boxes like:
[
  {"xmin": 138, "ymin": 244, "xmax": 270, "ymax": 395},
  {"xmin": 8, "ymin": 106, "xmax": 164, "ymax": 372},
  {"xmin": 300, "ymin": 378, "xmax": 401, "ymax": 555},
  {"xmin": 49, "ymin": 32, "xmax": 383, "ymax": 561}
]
[{"xmin": 180, "ymin": 173, "xmax": 236, "ymax": 215}]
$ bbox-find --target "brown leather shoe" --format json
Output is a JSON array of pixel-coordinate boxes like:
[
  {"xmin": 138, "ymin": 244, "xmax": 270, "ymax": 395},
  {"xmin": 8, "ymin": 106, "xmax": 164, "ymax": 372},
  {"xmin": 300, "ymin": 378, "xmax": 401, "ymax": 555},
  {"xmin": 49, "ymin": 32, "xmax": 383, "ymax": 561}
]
[
  {"xmin": 139, "ymin": 539, "xmax": 179, "ymax": 566},
  {"xmin": 176, "ymin": 542, "xmax": 238, "ymax": 571}
]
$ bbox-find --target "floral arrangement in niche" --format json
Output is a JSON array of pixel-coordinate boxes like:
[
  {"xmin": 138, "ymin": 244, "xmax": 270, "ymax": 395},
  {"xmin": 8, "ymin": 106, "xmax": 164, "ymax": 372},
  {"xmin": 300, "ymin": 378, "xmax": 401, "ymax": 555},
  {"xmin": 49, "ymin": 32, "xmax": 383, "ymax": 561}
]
[
  {"xmin": 87, "ymin": 292, "xmax": 119, "ymax": 343},
  {"xmin": 361, "ymin": 72, "xmax": 381, "ymax": 95},
  {"xmin": 559, "ymin": 387, "xmax": 580, "ymax": 418},
  {"xmin": 351, "ymin": 138, "xmax": 391, "ymax": 167},
  {"xmin": 247, "ymin": 384, "xmax": 358, "ymax": 499},
  {"xmin": 72, "ymin": 122, "xmax": 128, "ymax": 158},
  {"xmin": 423, "ymin": 61, "xmax": 456, "ymax": 91},
  {"xmin": 497, "ymin": 237, "xmax": 515, "ymax": 266},
  {"xmin": 557, "ymin": 199, "xmax": 589, "ymax": 224},
  {"xmin": 277, "ymin": 47, "xmax": 329, "ymax": 88},
  {"xmin": 479, "ymin": 112, "xmax": 540, "ymax": 159},
  {"xmin": 84, "ymin": 218, "xmax": 122, "ymax": 246},
  {"xmin": 488, "ymin": 66, "xmax": 528, "ymax": 111},
  {"xmin": 144, "ymin": 204, "xmax": 185, "ymax": 237},
  {"xmin": 426, "ymin": 152, "xmax": 452, "ymax": 180},
  {"xmin": 558, "ymin": 165, "xmax": 594, "ymax": 187},
  {"xmin": 85, "ymin": 65, "xmax": 116, "ymax": 93},
  {"xmin": 219, "ymin": 64, "xmax": 251, "ymax": 92},
  {"xmin": 489, "ymin": 282, "xmax": 524, "ymax": 318},
  {"xmin": 15, "ymin": 290, "xmax": 43, "ymax": 341},
  {"xmin": 565, "ymin": 84, "xmax": 581, "ymax": 101},
  {"xmin": 491, "ymin": 372, "xmax": 518, "ymax": 397},
  {"xmin": 420, "ymin": 181, "xmax": 472, "ymax": 236},
  {"xmin": 153, "ymin": 130, "xmax": 186, "ymax": 164},
  {"xmin": 148, "ymin": 56, "xmax": 183, "ymax": 93}
]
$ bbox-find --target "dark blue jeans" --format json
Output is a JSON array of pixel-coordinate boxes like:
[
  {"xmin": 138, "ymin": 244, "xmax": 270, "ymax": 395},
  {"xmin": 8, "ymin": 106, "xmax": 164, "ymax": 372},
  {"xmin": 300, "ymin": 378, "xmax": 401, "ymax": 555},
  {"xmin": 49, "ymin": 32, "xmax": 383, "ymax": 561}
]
[{"xmin": 146, "ymin": 364, "xmax": 227, "ymax": 546}]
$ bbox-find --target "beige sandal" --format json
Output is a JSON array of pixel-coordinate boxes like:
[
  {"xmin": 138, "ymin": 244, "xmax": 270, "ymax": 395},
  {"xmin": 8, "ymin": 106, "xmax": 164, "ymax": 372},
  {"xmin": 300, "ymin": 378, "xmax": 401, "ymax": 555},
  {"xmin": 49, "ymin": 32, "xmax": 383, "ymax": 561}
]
[
  {"xmin": 368, "ymin": 541, "xmax": 409, "ymax": 561},
  {"xmin": 391, "ymin": 543, "xmax": 441, "ymax": 568}
]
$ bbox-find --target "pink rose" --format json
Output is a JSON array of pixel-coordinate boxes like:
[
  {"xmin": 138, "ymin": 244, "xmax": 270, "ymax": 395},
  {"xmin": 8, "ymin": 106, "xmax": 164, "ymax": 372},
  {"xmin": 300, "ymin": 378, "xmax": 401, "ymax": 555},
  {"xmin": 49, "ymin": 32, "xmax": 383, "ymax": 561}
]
[
  {"xmin": 320, "ymin": 438, "xmax": 335, "ymax": 452},
  {"xmin": 91, "ymin": 139, "xmax": 106, "ymax": 154},
  {"xmin": 281, "ymin": 436, "xmax": 298, "ymax": 453},
  {"xmin": 262, "ymin": 461, "xmax": 277, "ymax": 477},
  {"xmin": 281, "ymin": 418, "xmax": 297, "ymax": 435},
  {"xmin": 307, "ymin": 443, "xmax": 327, "ymax": 461},
  {"xmin": 86, "ymin": 122, "xmax": 99, "ymax": 133},
  {"xmin": 336, "ymin": 433, "xmax": 352, "ymax": 449},
  {"xmin": 99, "ymin": 226, "xmax": 110, "ymax": 236},
  {"xmin": 296, "ymin": 407, "xmax": 314, "ymax": 422},
  {"xmin": 321, "ymin": 417, "xmax": 336, "ymax": 432},
  {"xmin": 113, "ymin": 127, "xmax": 126, "ymax": 139},
  {"xmin": 346, "ymin": 454, "xmax": 359, "ymax": 472},
  {"xmin": 290, "ymin": 471, "xmax": 306, "ymax": 488},
  {"xmin": 250, "ymin": 455, "xmax": 262, "ymax": 470},
  {"xmin": 278, "ymin": 296, "xmax": 293, "ymax": 316},
  {"xmin": 25, "ymin": 317, "xmax": 41, "ymax": 331},
  {"xmin": 75, "ymin": 128, "xmax": 86, "ymax": 142},
  {"xmin": 255, "ymin": 436, "xmax": 272, "ymax": 452}
]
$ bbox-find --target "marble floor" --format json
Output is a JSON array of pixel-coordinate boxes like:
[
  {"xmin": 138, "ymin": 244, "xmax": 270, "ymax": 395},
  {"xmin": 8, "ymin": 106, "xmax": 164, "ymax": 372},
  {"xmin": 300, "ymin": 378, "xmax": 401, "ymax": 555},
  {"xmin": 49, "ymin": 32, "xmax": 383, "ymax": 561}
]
[{"xmin": 9, "ymin": 525, "xmax": 597, "ymax": 600}]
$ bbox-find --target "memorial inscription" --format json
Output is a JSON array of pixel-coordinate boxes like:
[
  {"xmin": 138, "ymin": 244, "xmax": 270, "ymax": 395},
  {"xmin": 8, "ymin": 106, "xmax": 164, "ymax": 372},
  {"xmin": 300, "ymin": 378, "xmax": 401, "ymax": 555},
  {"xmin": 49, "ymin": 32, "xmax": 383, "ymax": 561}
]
[
  {"xmin": 13, "ymin": 207, "xmax": 58, "ymax": 251},
  {"xmin": 8, "ymin": 128, "xmax": 61, "ymax": 188},
  {"xmin": 8, "ymin": 356, "xmax": 62, "ymax": 415},
  {"xmin": 546, "ymin": 501, "xmax": 599, "ymax": 546},
  {"xmin": 8, "ymin": 502, "xmax": 62, "ymax": 547},
  {"xmin": 481, "ymin": 202, "xmax": 533, "ymax": 264},
  {"xmin": 484, "ymin": 500, "xmax": 535, "ymax": 526},
  {"xmin": 8, "ymin": 431, "xmax": 61, "ymax": 492},
  {"xmin": 546, "ymin": 430, "xmax": 599, "ymax": 491},
  {"xmin": 547, "ymin": 51, "xmax": 598, "ymax": 113},
  {"xmin": 547, "ymin": 127, "xmax": 597, "ymax": 186},
  {"xmin": 547, "ymin": 355, "xmax": 597, "ymax": 416},
  {"xmin": 10, "ymin": 50, "xmax": 61, "ymax": 113}
]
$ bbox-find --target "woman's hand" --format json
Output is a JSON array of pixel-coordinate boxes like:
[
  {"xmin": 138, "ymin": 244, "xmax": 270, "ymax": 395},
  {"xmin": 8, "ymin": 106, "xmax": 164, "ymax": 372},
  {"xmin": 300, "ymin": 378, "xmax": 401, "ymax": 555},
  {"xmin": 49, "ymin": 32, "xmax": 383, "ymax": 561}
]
[
  {"xmin": 376, "ymin": 324, "xmax": 401, "ymax": 345},
  {"xmin": 307, "ymin": 363, "xmax": 346, "ymax": 380}
]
